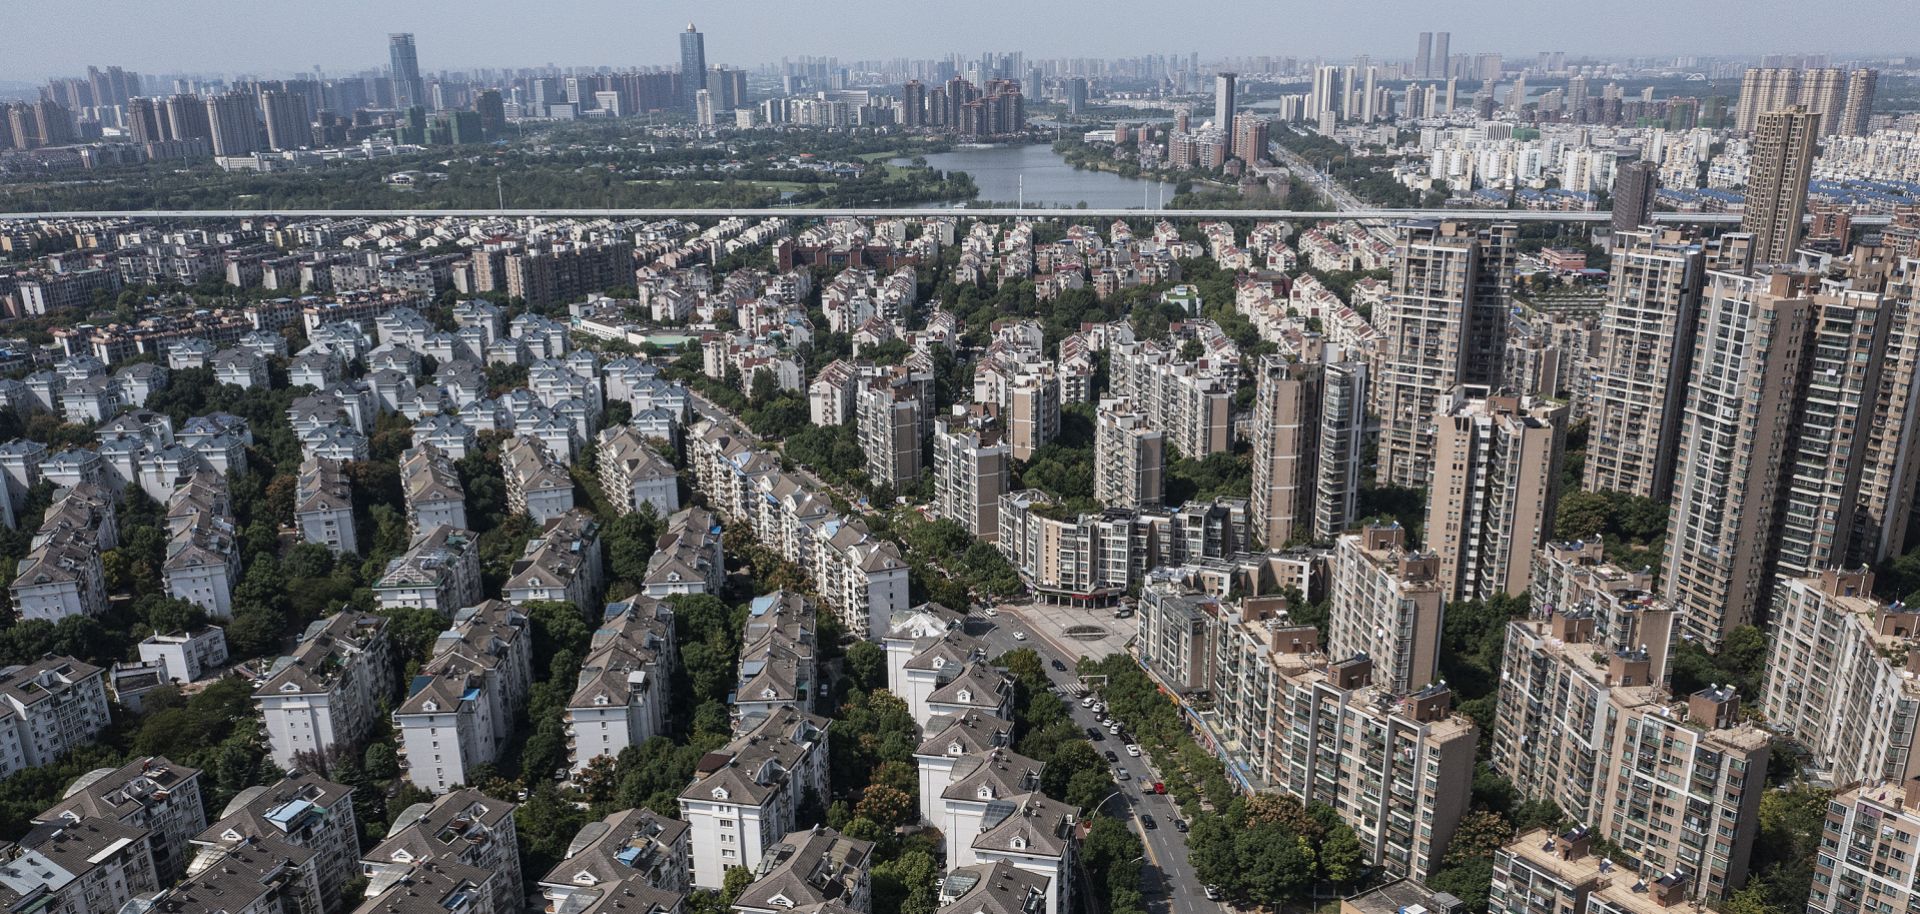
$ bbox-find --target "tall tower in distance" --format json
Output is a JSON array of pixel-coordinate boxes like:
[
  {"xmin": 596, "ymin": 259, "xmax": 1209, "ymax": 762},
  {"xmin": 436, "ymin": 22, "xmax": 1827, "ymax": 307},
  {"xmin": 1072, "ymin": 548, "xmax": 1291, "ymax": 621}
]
[
  {"xmin": 1841, "ymin": 68, "xmax": 1879, "ymax": 136},
  {"xmin": 1743, "ymin": 106, "xmax": 1821, "ymax": 265},
  {"xmin": 1214, "ymin": 72, "xmax": 1237, "ymax": 131},
  {"xmin": 1433, "ymin": 32, "xmax": 1451, "ymax": 79},
  {"xmin": 680, "ymin": 23, "xmax": 708, "ymax": 114},
  {"xmin": 1611, "ymin": 159, "xmax": 1660, "ymax": 236},
  {"xmin": 1415, "ymin": 32, "xmax": 1433, "ymax": 79},
  {"xmin": 388, "ymin": 33, "xmax": 425, "ymax": 111}
]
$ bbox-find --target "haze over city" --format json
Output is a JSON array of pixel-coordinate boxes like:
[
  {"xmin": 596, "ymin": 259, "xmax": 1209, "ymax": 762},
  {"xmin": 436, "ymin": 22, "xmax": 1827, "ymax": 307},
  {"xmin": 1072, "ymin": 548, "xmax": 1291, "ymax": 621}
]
[{"xmin": 3, "ymin": 0, "xmax": 1919, "ymax": 80}]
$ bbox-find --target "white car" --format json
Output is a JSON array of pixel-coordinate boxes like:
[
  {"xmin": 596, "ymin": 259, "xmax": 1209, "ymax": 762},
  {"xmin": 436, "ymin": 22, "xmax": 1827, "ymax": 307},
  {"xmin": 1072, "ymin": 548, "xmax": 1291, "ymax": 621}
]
[
  {"xmin": 1107, "ymin": 721, "xmax": 1122, "ymax": 734},
  {"xmin": 1126, "ymin": 744, "xmax": 1142, "ymax": 757},
  {"xmin": 1013, "ymin": 631, "xmax": 1027, "ymax": 641},
  {"xmin": 984, "ymin": 607, "xmax": 999, "ymax": 617},
  {"xmin": 1081, "ymin": 696, "xmax": 1095, "ymax": 708}
]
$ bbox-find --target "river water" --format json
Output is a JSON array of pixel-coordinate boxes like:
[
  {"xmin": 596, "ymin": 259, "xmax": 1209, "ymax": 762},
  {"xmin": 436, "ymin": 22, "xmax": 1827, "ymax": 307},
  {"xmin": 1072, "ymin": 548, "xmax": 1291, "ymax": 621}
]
[{"xmin": 893, "ymin": 144, "xmax": 1170, "ymax": 210}]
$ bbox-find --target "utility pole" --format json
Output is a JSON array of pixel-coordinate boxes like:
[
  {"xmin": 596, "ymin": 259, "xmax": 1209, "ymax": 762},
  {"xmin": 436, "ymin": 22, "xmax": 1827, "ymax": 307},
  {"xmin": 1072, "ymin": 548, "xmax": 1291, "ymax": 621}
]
[{"xmin": 496, "ymin": 176, "xmax": 505, "ymax": 210}]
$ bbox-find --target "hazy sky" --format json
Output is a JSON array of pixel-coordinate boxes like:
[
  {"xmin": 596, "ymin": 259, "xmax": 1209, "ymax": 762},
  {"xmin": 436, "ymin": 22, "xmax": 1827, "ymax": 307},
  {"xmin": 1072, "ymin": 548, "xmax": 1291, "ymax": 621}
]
[{"xmin": 3, "ymin": 0, "xmax": 1915, "ymax": 82}]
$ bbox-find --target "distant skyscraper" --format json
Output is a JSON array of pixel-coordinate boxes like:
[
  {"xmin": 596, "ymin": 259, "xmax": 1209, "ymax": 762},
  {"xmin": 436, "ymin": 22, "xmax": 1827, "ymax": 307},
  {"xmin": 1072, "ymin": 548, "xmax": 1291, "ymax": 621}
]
[
  {"xmin": 388, "ymin": 33, "xmax": 425, "ymax": 111},
  {"xmin": 680, "ymin": 23, "xmax": 708, "ymax": 114},
  {"xmin": 1611, "ymin": 160, "xmax": 1659, "ymax": 235},
  {"xmin": 259, "ymin": 90, "xmax": 311, "ymax": 152},
  {"xmin": 205, "ymin": 92, "xmax": 260, "ymax": 157},
  {"xmin": 164, "ymin": 94, "xmax": 210, "ymax": 142},
  {"xmin": 1416, "ymin": 32, "xmax": 1433, "ymax": 79},
  {"xmin": 1213, "ymin": 72, "xmax": 1236, "ymax": 131},
  {"xmin": 1432, "ymin": 32, "xmax": 1451, "ymax": 79},
  {"xmin": 1065, "ymin": 77, "xmax": 1088, "ymax": 116},
  {"xmin": 473, "ymin": 89, "xmax": 505, "ymax": 139},
  {"xmin": 125, "ymin": 97, "xmax": 163, "ymax": 144},
  {"xmin": 1743, "ymin": 106, "xmax": 1820, "ymax": 264},
  {"xmin": 1840, "ymin": 68, "xmax": 1878, "ymax": 136},
  {"xmin": 901, "ymin": 80, "xmax": 926, "ymax": 127},
  {"xmin": 695, "ymin": 89, "xmax": 714, "ymax": 127}
]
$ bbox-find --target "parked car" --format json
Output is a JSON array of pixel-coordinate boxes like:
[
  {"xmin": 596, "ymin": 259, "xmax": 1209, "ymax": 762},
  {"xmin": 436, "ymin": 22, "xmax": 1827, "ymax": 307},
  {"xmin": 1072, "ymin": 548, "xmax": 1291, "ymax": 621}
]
[
  {"xmin": 1174, "ymin": 819, "xmax": 1189, "ymax": 833},
  {"xmin": 1081, "ymin": 696, "xmax": 1095, "ymax": 708},
  {"xmin": 1204, "ymin": 886, "xmax": 1223, "ymax": 901},
  {"xmin": 1126, "ymin": 744, "xmax": 1142, "ymax": 757},
  {"xmin": 984, "ymin": 607, "xmax": 999, "ymax": 617},
  {"xmin": 1012, "ymin": 631, "xmax": 1027, "ymax": 641}
]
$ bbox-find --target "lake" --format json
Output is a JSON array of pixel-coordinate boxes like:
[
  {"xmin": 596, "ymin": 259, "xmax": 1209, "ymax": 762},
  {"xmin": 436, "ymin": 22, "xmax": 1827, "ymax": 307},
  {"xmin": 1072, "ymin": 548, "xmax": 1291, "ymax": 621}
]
[{"xmin": 893, "ymin": 144, "xmax": 1170, "ymax": 210}]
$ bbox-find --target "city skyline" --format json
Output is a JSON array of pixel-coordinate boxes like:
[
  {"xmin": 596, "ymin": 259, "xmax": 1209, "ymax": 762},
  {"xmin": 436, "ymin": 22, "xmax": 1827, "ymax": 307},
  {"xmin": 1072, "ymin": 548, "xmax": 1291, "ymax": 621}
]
[{"xmin": 2, "ymin": 0, "xmax": 1917, "ymax": 83}]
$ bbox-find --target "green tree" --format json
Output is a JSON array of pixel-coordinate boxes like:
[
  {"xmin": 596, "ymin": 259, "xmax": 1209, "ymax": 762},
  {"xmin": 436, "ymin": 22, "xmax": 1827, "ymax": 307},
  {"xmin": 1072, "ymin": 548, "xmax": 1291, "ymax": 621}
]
[{"xmin": 845, "ymin": 641, "xmax": 886, "ymax": 692}]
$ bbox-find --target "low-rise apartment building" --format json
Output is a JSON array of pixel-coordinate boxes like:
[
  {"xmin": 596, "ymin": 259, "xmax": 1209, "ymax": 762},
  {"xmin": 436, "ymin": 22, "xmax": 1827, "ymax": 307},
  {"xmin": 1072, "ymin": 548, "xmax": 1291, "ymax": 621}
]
[{"xmin": 255, "ymin": 612, "xmax": 395, "ymax": 771}]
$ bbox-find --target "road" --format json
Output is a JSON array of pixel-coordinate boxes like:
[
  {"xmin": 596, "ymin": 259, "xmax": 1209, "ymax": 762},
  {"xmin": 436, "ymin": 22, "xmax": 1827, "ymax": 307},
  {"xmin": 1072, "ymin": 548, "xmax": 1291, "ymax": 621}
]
[
  {"xmin": 970, "ymin": 609, "xmax": 1220, "ymax": 914},
  {"xmin": 682, "ymin": 386, "xmax": 851, "ymax": 500},
  {"xmin": 1268, "ymin": 135, "xmax": 1399, "ymax": 247}
]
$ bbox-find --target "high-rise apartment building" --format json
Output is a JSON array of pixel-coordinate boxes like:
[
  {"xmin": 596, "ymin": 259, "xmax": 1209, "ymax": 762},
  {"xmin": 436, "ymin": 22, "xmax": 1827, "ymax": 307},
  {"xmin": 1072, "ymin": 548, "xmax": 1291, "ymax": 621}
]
[
  {"xmin": 1249, "ymin": 355, "xmax": 1320, "ymax": 548},
  {"xmin": 858, "ymin": 377, "xmax": 925, "ymax": 490},
  {"xmin": 1840, "ymin": 68, "xmax": 1879, "ymax": 136},
  {"xmin": 205, "ymin": 91, "xmax": 260, "ymax": 157},
  {"xmin": 1094, "ymin": 399, "xmax": 1165, "ymax": 510},
  {"xmin": 1376, "ymin": 221, "xmax": 1517, "ymax": 487},
  {"xmin": 1214, "ymin": 72, "xmax": 1236, "ymax": 131},
  {"xmin": 1765, "ymin": 569, "xmax": 1920, "ymax": 788},
  {"xmin": 1731, "ymin": 67, "xmax": 1848, "ymax": 132},
  {"xmin": 259, "ymin": 89, "xmax": 311, "ymax": 151},
  {"xmin": 1005, "ymin": 368, "xmax": 1060, "ymax": 461},
  {"xmin": 1610, "ymin": 160, "xmax": 1659, "ymax": 235},
  {"xmin": 1811, "ymin": 783, "xmax": 1920, "ymax": 914},
  {"xmin": 1663, "ymin": 269, "xmax": 1817, "ymax": 643},
  {"xmin": 1585, "ymin": 230, "xmax": 1751, "ymax": 500},
  {"xmin": 126, "ymin": 97, "xmax": 164, "ymax": 145},
  {"xmin": 1328, "ymin": 524, "xmax": 1444, "ymax": 696},
  {"xmin": 932, "ymin": 409, "xmax": 1010, "ymax": 541},
  {"xmin": 1743, "ymin": 106, "xmax": 1821, "ymax": 264},
  {"xmin": 1314, "ymin": 360, "xmax": 1367, "ymax": 541},
  {"xmin": 1232, "ymin": 115, "xmax": 1269, "ymax": 164},
  {"xmin": 388, "ymin": 33, "xmax": 425, "ymax": 111},
  {"xmin": 164, "ymin": 94, "xmax": 211, "ymax": 142},
  {"xmin": 680, "ymin": 23, "xmax": 708, "ymax": 113},
  {"xmin": 1493, "ymin": 611, "xmax": 1769, "ymax": 900},
  {"xmin": 1425, "ymin": 388, "xmax": 1567, "ymax": 601}
]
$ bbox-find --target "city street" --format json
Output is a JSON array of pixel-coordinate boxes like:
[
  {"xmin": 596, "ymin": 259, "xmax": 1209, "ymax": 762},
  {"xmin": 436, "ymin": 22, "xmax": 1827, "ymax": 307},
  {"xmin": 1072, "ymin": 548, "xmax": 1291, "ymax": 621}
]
[{"xmin": 970, "ymin": 609, "xmax": 1221, "ymax": 914}]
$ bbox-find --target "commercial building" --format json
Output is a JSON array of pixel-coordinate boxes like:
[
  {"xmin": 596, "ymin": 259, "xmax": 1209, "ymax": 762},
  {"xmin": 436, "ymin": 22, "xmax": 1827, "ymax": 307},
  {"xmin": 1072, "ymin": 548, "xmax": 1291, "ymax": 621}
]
[{"xmin": 1424, "ymin": 388, "xmax": 1566, "ymax": 601}]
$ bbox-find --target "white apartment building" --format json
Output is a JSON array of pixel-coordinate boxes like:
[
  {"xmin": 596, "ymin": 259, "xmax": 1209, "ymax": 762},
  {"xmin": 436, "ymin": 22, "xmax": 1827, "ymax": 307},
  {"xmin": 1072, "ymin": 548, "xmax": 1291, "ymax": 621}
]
[
  {"xmin": 0, "ymin": 656, "xmax": 112, "ymax": 778},
  {"xmin": 394, "ymin": 602, "xmax": 532, "ymax": 794},
  {"xmin": 677, "ymin": 706, "xmax": 830, "ymax": 890},
  {"xmin": 255, "ymin": 613, "xmax": 395, "ymax": 771},
  {"xmin": 566, "ymin": 599, "xmax": 677, "ymax": 774}
]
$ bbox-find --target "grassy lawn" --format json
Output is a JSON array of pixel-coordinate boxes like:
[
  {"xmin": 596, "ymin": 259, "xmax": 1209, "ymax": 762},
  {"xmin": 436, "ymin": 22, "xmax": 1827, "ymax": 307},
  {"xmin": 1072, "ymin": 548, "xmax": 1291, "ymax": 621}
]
[{"xmin": 854, "ymin": 149, "xmax": 906, "ymax": 162}]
